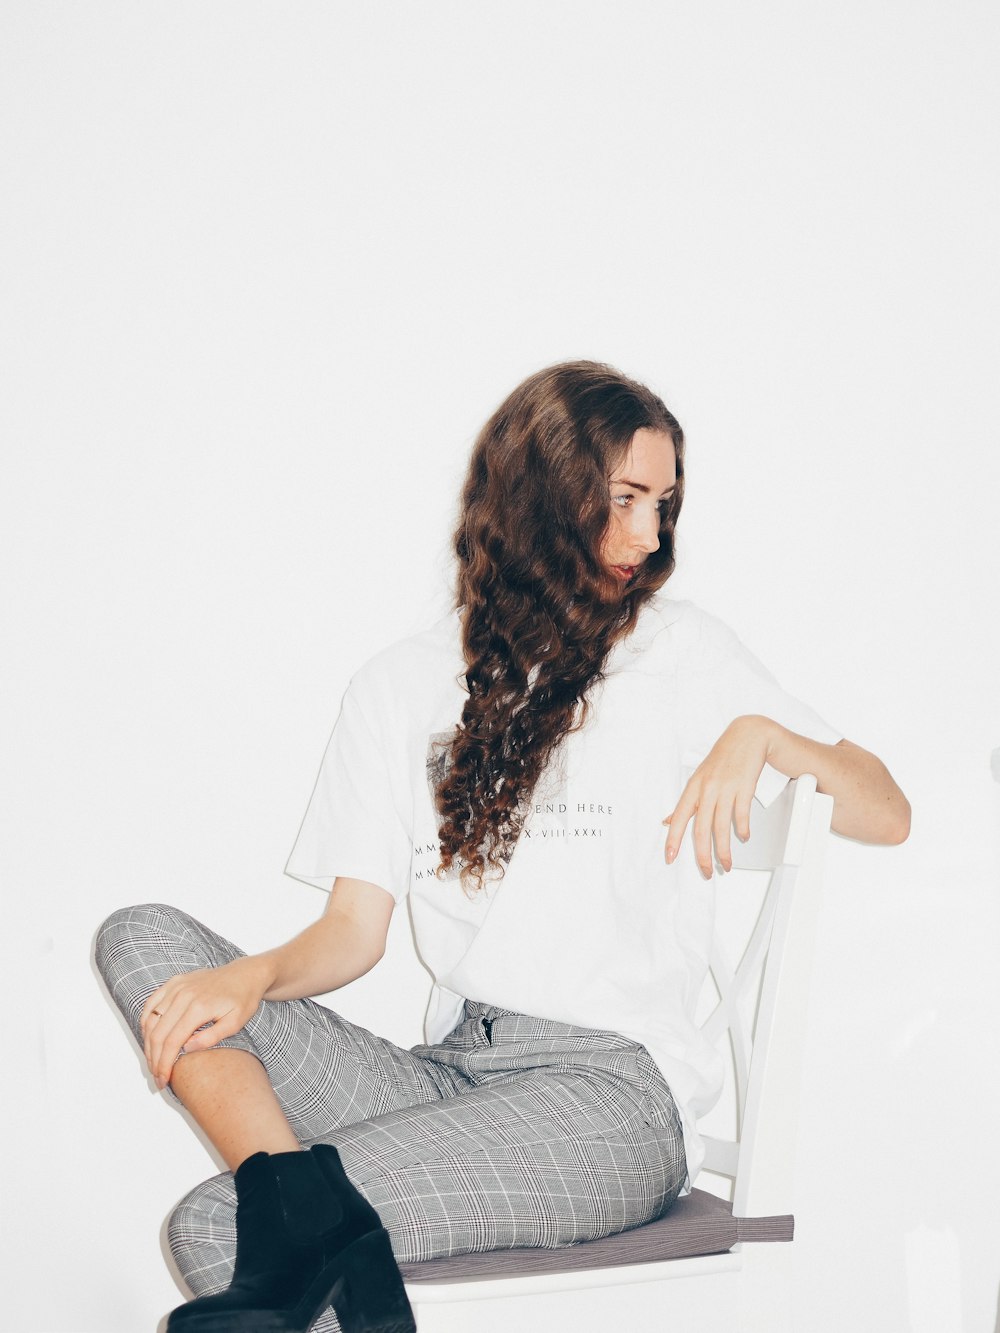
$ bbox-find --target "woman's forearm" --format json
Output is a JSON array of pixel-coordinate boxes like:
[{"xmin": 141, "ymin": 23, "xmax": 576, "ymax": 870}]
[
  {"xmin": 256, "ymin": 882, "xmax": 394, "ymax": 1002},
  {"xmin": 255, "ymin": 912, "xmax": 381, "ymax": 1002},
  {"xmin": 761, "ymin": 720, "xmax": 911, "ymax": 845},
  {"xmin": 140, "ymin": 879, "xmax": 393, "ymax": 1084}
]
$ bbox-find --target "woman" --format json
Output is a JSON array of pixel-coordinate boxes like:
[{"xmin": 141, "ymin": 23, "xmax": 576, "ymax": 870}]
[{"xmin": 96, "ymin": 361, "xmax": 909, "ymax": 1333}]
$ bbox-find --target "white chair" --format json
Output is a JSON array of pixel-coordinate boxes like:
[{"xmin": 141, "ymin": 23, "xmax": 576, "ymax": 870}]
[{"xmin": 399, "ymin": 775, "xmax": 835, "ymax": 1333}]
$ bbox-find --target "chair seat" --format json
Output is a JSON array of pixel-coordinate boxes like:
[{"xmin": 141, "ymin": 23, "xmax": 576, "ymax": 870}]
[{"xmin": 400, "ymin": 1189, "xmax": 793, "ymax": 1286}]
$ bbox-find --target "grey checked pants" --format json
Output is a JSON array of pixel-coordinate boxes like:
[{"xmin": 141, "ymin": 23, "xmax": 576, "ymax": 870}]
[{"xmin": 96, "ymin": 903, "xmax": 686, "ymax": 1332}]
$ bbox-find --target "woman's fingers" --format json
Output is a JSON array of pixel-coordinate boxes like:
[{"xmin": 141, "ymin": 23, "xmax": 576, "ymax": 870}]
[
  {"xmin": 139, "ymin": 961, "xmax": 266, "ymax": 1086},
  {"xmin": 143, "ymin": 987, "xmax": 254, "ymax": 1086},
  {"xmin": 142, "ymin": 985, "xmax": 189, "ymax": 1078},
  {"xmin": 140, "ymin": 991, "xmax": 161, "ymax": 1032},
  {"xmin": 141, "ymin": 989, "xmax": 171, "ymax": 1069},
  {"xmin": 663, "ymin": 792, "xmax": 695, "ymax": 863},
  {"xmin": 665, "ymin": 783, "xmax": 745, "ymax": 877},
  {"xmin": 713, "ymin": 796, "xmax": 735, "ymax": 873},
  {"xmin": 734, "ymin": 790, "xmax": 753, "ymax": 844},
  {"xmin": 672, "ymin": 774, "xmax": 725, "ymax": 878},
  {"xmin": 692, "ymin": 795, "xmax": 716, "ymax": 879},
  {"xmin": 145, "ymin": 995, "xmax": 216, "ymax": 1085},
  {"xmin": 181, "ymin": 1007, "xmax": 245, "ymax": 1054},
  {"xmin": 146, "ymin": 1001, "xmax": 200, "ymax": 1086},
  {"xmin": 664, "ymin": 718, "xmax": 773, "ymax": 876}
]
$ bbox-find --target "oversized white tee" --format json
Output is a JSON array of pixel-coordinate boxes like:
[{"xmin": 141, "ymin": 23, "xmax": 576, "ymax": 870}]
[{"xmin": 285, "ymin": 595, "xmax": 841, "ymax": 1183}]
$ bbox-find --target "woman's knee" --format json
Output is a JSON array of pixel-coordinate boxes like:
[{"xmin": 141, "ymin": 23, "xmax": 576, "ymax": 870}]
[
  {"xmin": 167, "ymin": 1173, "xmax": 237, "ymax": 1289},
  {"xmin": 93, "ymin": 902, "xmax": 186, "ymax": 984}
]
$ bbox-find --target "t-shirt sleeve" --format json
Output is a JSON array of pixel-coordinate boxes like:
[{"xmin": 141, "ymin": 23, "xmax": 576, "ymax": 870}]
[
  {"xmin": 284, "ymin": 679, "xmax": 412, "ymax": 901},
  {"xmin": 679, "ymin": 611, "xmax": 844, "ymax": 807}
]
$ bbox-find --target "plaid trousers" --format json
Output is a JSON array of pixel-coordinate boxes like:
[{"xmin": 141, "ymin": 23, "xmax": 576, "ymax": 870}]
[{"xmin": 96, "ymin": 902, "xmax": 686, "ymax": 1333}]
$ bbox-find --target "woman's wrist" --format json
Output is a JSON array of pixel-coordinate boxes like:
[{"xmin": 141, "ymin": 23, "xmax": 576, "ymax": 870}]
[
  {"xmin": 231, "ymin": 950, "xmax": 280, "ymax": 1002},
  {"xmin": 724, "ymin": 714, "xmax": 786, "ymax": 764},
  {"xmin": 756, "ymin": 716, "xmax": 810, "ymax": 776}
]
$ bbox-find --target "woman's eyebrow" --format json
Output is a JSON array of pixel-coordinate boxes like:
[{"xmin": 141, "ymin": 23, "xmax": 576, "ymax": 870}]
[{"xmin": 612, "ymin": 479, "xmax": 676, "ymax": 496}]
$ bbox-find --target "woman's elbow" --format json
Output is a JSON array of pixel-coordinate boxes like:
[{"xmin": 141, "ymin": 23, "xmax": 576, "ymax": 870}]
[
  {"xmin": 880, "ymin": 791, "xmax": 911, "ymax": 845},
  {"xmin": 833, "ymin": 787, "xmax": 911, "ymax": 845},
  {"xmin": 893, "ymin": 796, "xmax": 911, "ymax": 844},
  {"xmin": 860, "ymin": 748, "xmax": 911, "ymax": 845}
]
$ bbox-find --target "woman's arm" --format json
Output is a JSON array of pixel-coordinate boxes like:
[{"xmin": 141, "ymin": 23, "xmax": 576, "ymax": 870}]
[
  {"xmin": 663, "ymin": 715, "xmax": 911, "ymax": 880},
  {"xmin": 256, "ymin": 876, "xmax": 396, "ymax": 1001},
  {"xmin": 140, "ymin": 877, "xmax": 394, "ymax": 1088}
]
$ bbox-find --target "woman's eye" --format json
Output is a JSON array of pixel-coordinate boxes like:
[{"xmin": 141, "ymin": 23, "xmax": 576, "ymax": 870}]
[{"xmin": 612, "ymin": 494, "xmax": 633, "ymax": 508}]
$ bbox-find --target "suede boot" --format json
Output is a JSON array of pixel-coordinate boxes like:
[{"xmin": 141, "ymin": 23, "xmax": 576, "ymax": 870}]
[{"xmin": 168, "ymin": 1144, "xmax": 415, "ymax": 1333}]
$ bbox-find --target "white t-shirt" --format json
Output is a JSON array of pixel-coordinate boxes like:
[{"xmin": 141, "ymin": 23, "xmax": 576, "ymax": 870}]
[{"xmin": 285, "ymin": 595, "xmax": 841, "ymax": 1182}]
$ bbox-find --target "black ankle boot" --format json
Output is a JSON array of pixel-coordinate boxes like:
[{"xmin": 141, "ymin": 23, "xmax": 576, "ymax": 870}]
[{"xmin": 167, "ymin": 1144, "xmax": 415, "ymax": 1333}]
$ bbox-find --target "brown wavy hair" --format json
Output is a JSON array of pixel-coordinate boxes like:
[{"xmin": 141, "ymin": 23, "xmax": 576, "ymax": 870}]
[{"xmin": 435, "ymin": 361, "xmax": 685, "ymax": 892}]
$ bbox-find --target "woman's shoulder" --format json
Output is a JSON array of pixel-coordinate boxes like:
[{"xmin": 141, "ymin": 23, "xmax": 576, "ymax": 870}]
[
  {"xmin": 346, "ymin": 609, "xmax": 465, "ymax": 704},
  {"xmin": 347, "ymin": 597, "xmax": 748, "ymax": 693},
  {"xmin": 623, "ymin": 594, "xmax": 755, "ymax": 676},
  {"xmin": 635, "ymin": 592, "xmax": 732, "ymax": 647},
  {"xmin": 646, "ymin": 597, "xmax": 788, "ymax": 696}
]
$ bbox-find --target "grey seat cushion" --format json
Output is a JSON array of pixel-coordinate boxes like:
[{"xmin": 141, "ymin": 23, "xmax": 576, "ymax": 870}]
[{"xmin": 400, "ymin": 1189, "xmax": 793, "ymax": 1285}]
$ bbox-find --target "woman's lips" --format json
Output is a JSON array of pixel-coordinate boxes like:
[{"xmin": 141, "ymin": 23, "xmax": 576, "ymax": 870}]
[{"xmin": 611, "ymin": 565, "xmax": 637, "ymax": 581}]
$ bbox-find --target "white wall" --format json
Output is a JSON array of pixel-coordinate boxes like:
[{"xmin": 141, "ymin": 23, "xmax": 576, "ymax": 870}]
[{"xmin": 2, "ymin": 4, "xmax": 998, "ymax": 1331}]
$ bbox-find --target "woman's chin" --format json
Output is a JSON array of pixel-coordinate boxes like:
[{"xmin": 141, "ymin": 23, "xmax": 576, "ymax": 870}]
[{"xmin": 591, "ymin": 569, "xmax": 634, "ymax": 604}]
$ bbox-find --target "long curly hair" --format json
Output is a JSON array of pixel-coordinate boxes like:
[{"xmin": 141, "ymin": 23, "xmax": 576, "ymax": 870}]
[{"xmin": 435, "ymin": 360, "xmax": 685, "ymax": 892}]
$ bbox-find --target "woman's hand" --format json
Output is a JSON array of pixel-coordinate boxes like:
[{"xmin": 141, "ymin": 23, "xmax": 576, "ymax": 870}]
[
  {"xmin": 140, "ymin": 954, "xmax": 273, "ymax": 1090},
  {"xmin": 663, "ymin": 717, "xmax": 911, "ymax": 876},
  {"xmin": 136, "ymin": 878, "xmax": 396, "ymax": 1091},
  {"xmin": 663, "ymin": 715, "xmax": 777, "ymax": 879}
]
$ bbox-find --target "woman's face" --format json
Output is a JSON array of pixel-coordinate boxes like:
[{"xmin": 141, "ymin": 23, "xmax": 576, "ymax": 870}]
[{"xmin": 601, "ymin": 428, "xmax": 677, "ymax": 584}]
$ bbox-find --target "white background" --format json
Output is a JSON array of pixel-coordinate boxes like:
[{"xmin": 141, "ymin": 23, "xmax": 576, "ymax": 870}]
[{"xmin": 2, "ymin": 3, "xmax": 998, "ymax": 1331}]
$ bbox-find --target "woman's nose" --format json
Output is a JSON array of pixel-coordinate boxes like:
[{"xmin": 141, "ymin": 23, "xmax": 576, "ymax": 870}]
[{"xmin": 633, "ymin": 509, "xmax": 661, "ymax": 554}]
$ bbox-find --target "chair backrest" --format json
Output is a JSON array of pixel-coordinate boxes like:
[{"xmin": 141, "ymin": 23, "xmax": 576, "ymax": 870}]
[{"xmin": 697, "ymin": 774, "xmax": 833, "ymax": 1217}]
